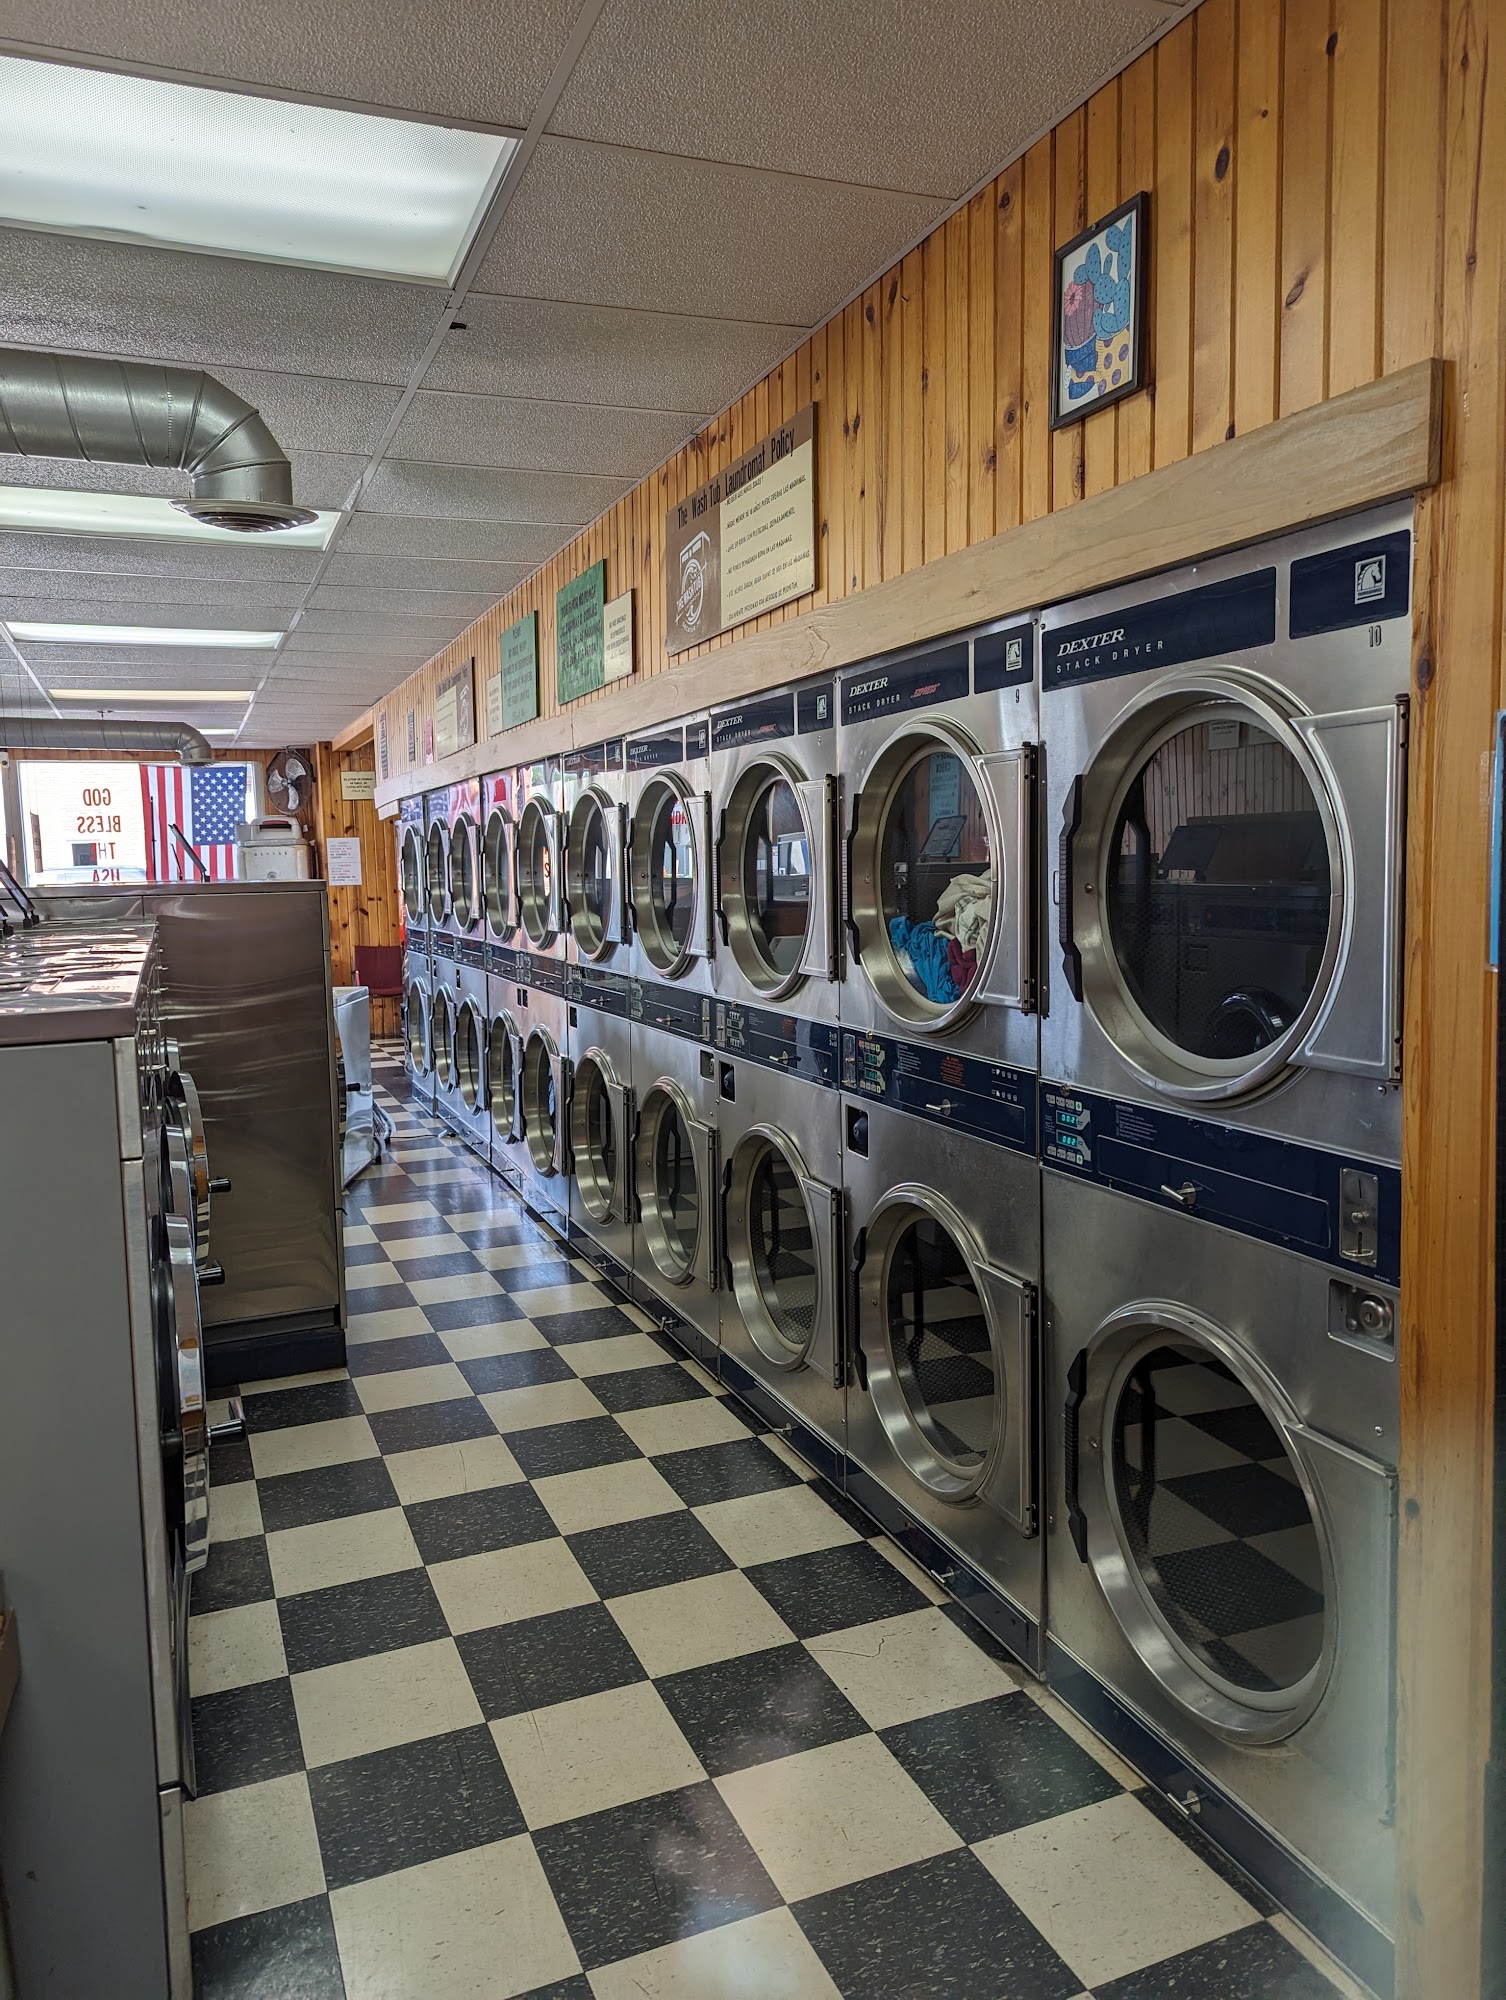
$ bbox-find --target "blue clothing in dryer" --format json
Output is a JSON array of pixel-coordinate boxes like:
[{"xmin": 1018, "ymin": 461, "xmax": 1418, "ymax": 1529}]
[{"xmin": 888, "ymin": 916, "xmax": 958, "ymax": 1003}]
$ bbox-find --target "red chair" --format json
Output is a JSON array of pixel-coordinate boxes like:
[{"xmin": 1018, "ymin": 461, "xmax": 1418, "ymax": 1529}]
[{"xmin": 353, "ymin": 945, "xmax": 403, "ymax": 1045}]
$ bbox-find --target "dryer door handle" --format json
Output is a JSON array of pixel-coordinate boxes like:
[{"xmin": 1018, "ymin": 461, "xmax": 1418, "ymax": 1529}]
[
  {"xmin": 713, "ymin": 806, "xmax": 730, "ymax": 947},
  {"xmin": 1064, "ymin": 1347, "xmax": 1091, "ymax": 1563},
  {"xmin": 1059, "ymin": 777, "xmax": 1084, "ymax": 1002}
]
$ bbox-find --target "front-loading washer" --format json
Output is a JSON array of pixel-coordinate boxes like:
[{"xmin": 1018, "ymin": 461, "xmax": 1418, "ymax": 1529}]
[
  {"xmin": 565, "ymin": 965, "xmax": 634, "ymax": 1290},
  {"xmin": 481, "ymin": 770, "xmax": 524, "ymax": 1185},
  {"xmin": 629, "ymin": 1017, "xmax": 718, "ymax": 1365},
  {"xmin": 714, "ymin": 1030, "xmax": 845, "ymax": 1481},
  {"xmin": 626, "ymin": 717, "xmax": 715, "ymax": 998},
  {"xmin": 515, "ymin": 966, "xmax": 571, "ymax": 1231},
  {"xmin": 710, "ymin": 676, "xmax": 841, "ymax": 1025},
  {"xmin": 1041, "ymin": 504, "xmax": 1410, "ymax": 1166},
  {"xmin": 1043, "ymin": 1168, "xmax": 1398, "ymax": 1992},
  {"xmin": 563, "ymin": 737, "xmax": 631, "ymax": 977},
  {"xmin": 842, "ymin": 1071, "xmax": 1043, "ymax": 1664},
  {"xmin": 839, "ymin": 618, "xmax": 1039, "ymax": 1070}
]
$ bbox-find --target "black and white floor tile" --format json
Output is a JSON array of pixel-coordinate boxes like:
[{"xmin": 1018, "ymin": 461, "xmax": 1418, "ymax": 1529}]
[{"xmin": 187, "ymin": 1052, "xmax": 1369, "ymax": 2000}]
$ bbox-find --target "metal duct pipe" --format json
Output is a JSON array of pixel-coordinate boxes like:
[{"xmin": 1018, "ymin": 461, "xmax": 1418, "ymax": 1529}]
[
  {"xmin": 0, "ymin": 347, "xmax": 316, "ymax": 533},
  {"xmin": 0, "ymin": 715, "xmax": 213, "ymax": 763}
]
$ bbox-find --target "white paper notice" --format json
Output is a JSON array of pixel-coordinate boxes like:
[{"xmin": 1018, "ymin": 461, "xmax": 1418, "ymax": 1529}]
[
  {"xmin": 718, "ymin": 435, "xmax": 816, "ymax": 628},
  {"xmin": 326, "ymin": 836, "xmax": 362, "ymax": 887},
  {"xmin": 604, "ymin": 591, "xmax": 634, "ymax": 682}
]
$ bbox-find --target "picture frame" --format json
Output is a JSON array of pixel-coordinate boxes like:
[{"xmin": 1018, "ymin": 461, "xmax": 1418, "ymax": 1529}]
[{"xmin": 1051, "ymin": 190, "xmax": 1150, "ymax": 430}]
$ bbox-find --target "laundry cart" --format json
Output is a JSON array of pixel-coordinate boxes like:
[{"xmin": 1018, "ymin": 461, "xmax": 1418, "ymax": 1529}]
[{"xmin": 334, "ymin": 983, "xmax": 393, "ymax": 1184}]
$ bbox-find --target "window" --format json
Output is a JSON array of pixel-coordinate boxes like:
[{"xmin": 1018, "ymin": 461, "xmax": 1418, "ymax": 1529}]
[{"xmin": 17, "ymin": 761, "xmax": 256, "ymax": 886}]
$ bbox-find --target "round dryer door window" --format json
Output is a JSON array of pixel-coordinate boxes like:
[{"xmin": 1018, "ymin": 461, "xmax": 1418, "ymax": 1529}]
[
  {"xmin": 431, "ymin": 989, "xmax": 455, "ymax": 1085},
  {"xmin": 633, "ymin": 777, "xmax": 697, "ymax": 974},
  {"xmin": 570, "ymin": 1054, "xmax": 618, "ymax": 1222},
  {"xmin": 881, "ymin": 1212, "xmax": 997, "ymax": 1486},
  {"xmin": 637, "ymin": 1086, "xmax": 699, "ymax": 1281},
  {"xmin": 518, "ymin": 801, "xmax": 557, "ymax": 947},
  {"xmin": 722, "ymin": 762, "xmax": 813, "ymax": 995},
  {"xmin": 449, "ymin": 816, "xmax": 479, "ymax": 929},
  {"xmin": 568, "ymin": 793, "xmax": 615, "ymax": 958},
  {"xmin": 455, "ymin": 1004, "xmax": 485, "ymax": 1109},
  {"xmin": 483, "ymin": 809, "xmax": 514, "ymax": 937},
  {"xmin": 726, "ymin": 1133, "xmax": 819, "ymax": 1365},
  {"xmin": 1077, "ymin": 1315, "xmax": 1334, "ymax": 1740},
  {"xmin": 1105, "ymin": 714, "xmax": 1331, "ymax": 1065},
  {"xmin": 522, "ymin": 1031, "xmax": 559, "ymax": 1173},
  {"xmin": 401, "ymin": 828, "xmax": 425, "ymax": 923},
  {"xmin": 488, "ymin": 1016, "xmax": 517, "ymax": 1128},
  {"xmin": 405, "ymin": 984, "xmax": 429, "ymax": 1070},
  {"xmin": 426, "ymin": 824, "xmax": 449, "ymax": 924}
]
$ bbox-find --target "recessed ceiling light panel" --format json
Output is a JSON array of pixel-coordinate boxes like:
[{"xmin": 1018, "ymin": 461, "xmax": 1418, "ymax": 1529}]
[
  {"xmin": 12, "ymin": 623, "xmax": 281, "ymax": 647},
  {"xmin": 0, "ymin": 56, "xmax": 515, "ymax": 281},
  {"xmin": 0, "ymin": 485, "xmax": 341, "ymax": 547},
  {"xmin": 49, "ymin": 688, "xmax": 253, "ymax": 701}
]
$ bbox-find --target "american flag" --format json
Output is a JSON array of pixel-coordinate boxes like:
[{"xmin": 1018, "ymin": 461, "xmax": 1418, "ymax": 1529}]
[{"xmin": 140, "ymin": 763, "xmax": 248, "ymax": 881}]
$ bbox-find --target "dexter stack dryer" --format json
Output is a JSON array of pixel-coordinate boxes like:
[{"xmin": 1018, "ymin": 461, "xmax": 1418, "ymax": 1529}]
[
  {"xmin": 709, "ymin": 675, "xmax": 845, "ymax": 1465},
  {"xmin": 1037, "ymin": 508, "xmax": 1410, "ymax": 1987},
  {"xmin": 445, "ymin": 778, "xmax": 488, "ymax": 1157},
  {"xmin": 513, "ymin": 755, "xmax": 571, "ymax": 1230},
  {"xmin": 423, "ymin": 788, "xmax": 456, "ymax": 1123},
  {"xmin": 624, "ymin": 716, "xmax": 719, "ymax": 1360},
  {"xmin": 836, "ymin": 620, "xmax": 1046, "ymax": 1660},
  {"xmin": 562, "ymin": 738, "xmax": 635, "ymax": 1287},
  {"xmin": 398, "ymin": 794, "xmax": 433, "ymax": 1106},
  {"xmin": 481, "ymin": 769, "xmax": 524, "ymax": 1187}
]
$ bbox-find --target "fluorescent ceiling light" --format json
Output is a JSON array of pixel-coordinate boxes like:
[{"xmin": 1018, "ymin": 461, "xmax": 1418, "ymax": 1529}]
[
  {"xmin": 0, "ymin": 485, "xmax": 340, "ymax": 547},
  {"xmin": 11, "ymin": 623, "xmax": 281, "ymax": 647},
  {"xmin": 0, "ymin": 55, "xmax": 515, "ymax": 282},
  {"xmin": 202, "ymin": 728, "xmax": 239, "ymax": 735},
  {"xmin": 49, "ymin": 688, "xmax": 253, "ymax": 701}
]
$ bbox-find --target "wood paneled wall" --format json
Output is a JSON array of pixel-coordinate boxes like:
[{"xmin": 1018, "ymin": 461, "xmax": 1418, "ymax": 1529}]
[
  {"xmin": 310, "ymin": 740, "xmax": 399, "ymax": 1035},
  {"xmin": 354, "ymin": 5, "xmax": 1502, "ymax": 1994}
]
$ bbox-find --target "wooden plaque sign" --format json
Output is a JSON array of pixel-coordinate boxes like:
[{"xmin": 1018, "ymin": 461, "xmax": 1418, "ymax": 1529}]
[
  {"xmin": 434, "ymin": 657, "xmax": 476, "ymax": 761},
  {"xmin": 489, "ymin": 612, "xmax": 540, "ymax": 735}
]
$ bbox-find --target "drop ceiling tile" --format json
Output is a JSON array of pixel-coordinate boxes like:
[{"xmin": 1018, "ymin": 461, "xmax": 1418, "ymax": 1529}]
[
  {"xmin": 0, "ymin": 574, "xmax": 309, "ymax": 611},
  {"xmin": 424, "ymin": 295, "xmax": 800, "ymax": 412},
  {"xmin": 0, "ymin": 595, "xmax": 290, "ymax": 630},
  {"xmin": 338, "ymin": 513, "xmax": 569, "ymax": 569},
  {"xmin": 0, "ymin": 448, "xmax": 364, "ymax": 513},
  {"xmin": 389, "ymin": 391, "xmax": 703, "ymax": 478},
  {"xmin": 0, "ymin": 533, "xmax": 324, "ymax": 586},
  {"xmin": 306, "ymin": 584, "xmax": 497, "ymax": 616},
  {"xmin": 194, "ymin": 368, "xmax": 404, "ymax": 457},
  {"xmin": 321, "ymin": 553, "xmax": 531, "ymax": 596},
  {"xmin": 359, "ymin": 458, "xmax": 629, "ymax": 525},
  {"xmin": 294, "ymin": 607, "xmax": 468, "ymax": 635},
  {"xmin": 13, "ymin": 645, "xmax": 284, "ymax": 675},
  {"xmin": 551, "ymin": 0, "xmax": 1162, "ymax": 197},
  {"xmin": 0, "ymin": 229, "xmax": 439, "ymax": 384},
  {"xmin": 472, "ymin": 137, "xmax": 943, "ymax": 321},
  {"xmin": 281, "ymin": 633, "xmax": 432, "ymax": 660},
  {"xmin": 2, "ymin": 0, "xmax": 578, "ymax": 129}
]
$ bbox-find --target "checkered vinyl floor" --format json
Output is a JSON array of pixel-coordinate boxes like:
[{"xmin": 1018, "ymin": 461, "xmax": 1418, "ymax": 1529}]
[{"xmin": 185, "ymin": 1050, "xmax": 1364, "ymax": 2000}]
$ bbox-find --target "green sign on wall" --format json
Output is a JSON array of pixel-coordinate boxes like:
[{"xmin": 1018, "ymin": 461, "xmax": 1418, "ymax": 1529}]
[
  {"xmin": 556, "ymin": 559, "xmax": 606, "ymax": 705},
  {"xmin": 491, "ymin": 611, "xmax": 539, "ymax": 734}
]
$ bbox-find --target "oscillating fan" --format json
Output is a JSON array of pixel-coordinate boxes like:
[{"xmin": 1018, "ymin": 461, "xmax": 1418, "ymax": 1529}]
[{"xmin": 264, "ymin": 747, "xmax": 313, "ymax": 824}]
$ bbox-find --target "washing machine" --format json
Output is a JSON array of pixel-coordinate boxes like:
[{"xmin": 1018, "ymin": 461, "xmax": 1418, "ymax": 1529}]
[
  {"xmin": 515, "ymin": 963, "xmax": 572, "ymax": 1231},
  {"xmin": 626, "ymin": 716, "xmax": 715, "ymax": 998},
  {"xmin": 481, "ymin": 770, "xmax": 525, "ymax": 1186},
  {"xmin": 714, "ymin": 1036, "xmax": 845, "ymax": 1480},
  {"xmin": 563, "ymin": 737, "xmax": 631, "ymax": 976},
  {"xmin": 838, "ymin": 619, "xmax": 1039, "ymax": 1071},
  {"xmin": 842, "ymin": 1064, "xmax": 1043, "ymax": 1664},
  {"xmin": 629, "ymin": 1019, "xmax": 718, "ymax": 1364},
  {"xmin": 398, "ymin": 795, "xmax": 433, "ymax": 1105},
  {"xmin": 565, "ymin": 964, "xmax": 634, "ymax": 1289},
  {"xmin": 1040, "ymin": 505, "xmax": 1410, "ymax": 1168},
  {"xmin": 1042, "ymin": 1169, "xmax": 1398, "ymax": 1990},
  {"xmin": 709, "ymin": 677, "xmax": 841, "ymax": 1026}
]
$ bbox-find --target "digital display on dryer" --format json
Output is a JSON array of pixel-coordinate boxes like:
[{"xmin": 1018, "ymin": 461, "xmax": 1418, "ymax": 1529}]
[{"xmin": 841, "ymin": 1030, "xmax": 1035, "ymax": 1151}]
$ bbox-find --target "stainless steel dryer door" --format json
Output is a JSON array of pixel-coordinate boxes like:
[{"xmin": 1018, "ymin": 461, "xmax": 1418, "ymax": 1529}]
[
  {"xmin": 568, "ymin": 788, "xmax": 626, "ymax": 957},
  {"xmin": 855, "ymin": 1186, "xmax": 1036, "ymax": 1531},
  {"xmin": 522, "ymin": 1027, "xmax": 568, "ymax": 1174},
  {"xmin": 1061, "ymin": 1302, "xmax": 1393, "ymax": 1757},
  {"xmin": 716, "ymin": 758, "xmax": 840, "ymax": 996},
  {"xmin": 635, "ymin": 1079, "xmax": 717, "ymax": 1286},
  {"xmin": 482, "ymin": 805, "xmax": 517, "ymax": 940},
  {"xmin": 431, "ymin": 985, "xmax": 456, "ymax": 1089},
  {"xmin": 488, "ymin": 1010, "xmax": 521, "ymax": 1142},
  {"xmin": 448, "ymin": 813, "xmax": 481, "ymax": 932},
  {"xmin": 518, "ymin": 799, "xmax": 563, "ymax": 947},
  {"xmin": 723, "ymin": 1125, "xmax": 841, "ymax": 1381},
  {"xmin": 454, "ymin": 999, "xmax": 487, "ymax": 1111},
  {"xmin": 570, "ymin": 1046, "xmax": 632, "ymax": 1223},
  {"xmin": 405, "ymin": 981, "xmax": 431, "ymax": 1075},
  {"xmin": 1060, "ymin": 670, "xmax": 1406, "ymax": 1101},
  {"xmin": 847, "ymin": 721, "xmax": 1035, "ymax": 1030},
  {"xmin": 631, "ymin": 774, "xmax": 713, "ymax": 976},
  {"xmin": 426, "ymin": 821, "xmax": 450, "ymax": 926},
  {"xmin": 400, "ymin": 824, "xmax": 426, "ymax": 924}
]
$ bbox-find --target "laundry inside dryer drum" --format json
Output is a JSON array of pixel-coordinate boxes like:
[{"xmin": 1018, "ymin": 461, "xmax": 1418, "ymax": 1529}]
[
  {"xmin": 881, "ymin": 1213, "xmax": 998, "ymax": 1486},
  {"xmin": 730, "ymin": 1136, "xmax": 818, "ymax": 1363},
  {"xmin": 1105, "ymin": 715, "xmax": 1332, "ymax": 1064},
  {"xmin": 1106, "ymin": 1342, "xmax": 1326, "ymax": 1709},
  {"xmin": 571, "ymin": 1055, "xmax": 617, "ymax": 1221},
  {"xmin": 483, "ymin": 810, "xmax": 513, "ymax": 933},
  {"xmin": 641, "ymin": 1089, "xmax": 698, "ymax": 1279},
  {"xmin": 635, "ymin": 780, "xmax": 696, "ymax": 970},
  {"xmin": 725, "ymin": 767, "xmax": 812, "ymax": 990},
  {"xmin": 454, "ymin": 1006, "xmax": 485, "ymax": 1110},
  {"xmin": 448, "ymin": 817, "xmax": 478, "ymax": 928},
  {"xmin": 522, "ymin": 1033, "xmax": 559, "ymax": 1171},
  {"xmin": 876, "ymin": 747, "xmax": 994, "ymax": 1015}
]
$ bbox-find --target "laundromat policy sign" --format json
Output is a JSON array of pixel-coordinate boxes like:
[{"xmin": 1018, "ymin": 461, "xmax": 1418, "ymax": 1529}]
[{"xmin": 666, "ymin": 405, "xmax": 816, "ymax": 653}]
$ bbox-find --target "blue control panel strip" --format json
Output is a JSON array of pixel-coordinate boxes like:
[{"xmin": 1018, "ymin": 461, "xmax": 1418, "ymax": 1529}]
[
  {"xmin": 713, "ymin": 1000, "xmax": 840, "ymax": 1087},
  {"xmin": 566, "ymin": 965, "xmax": 632, "ymax": 1019},
  {"xmin": 432, "ymin": 934, "xmax": 458, "ymax": 963},
  {"xmin": 840, "ymin": 1029, "xmax": 1037, "ymax": 1154},
  {"xmin": 485, "ymin": 945, "xmax": 565, "ymax": 995},
  {"xmin": 1042, "ymin": 567, "xmax": 1277, "ymax": 692},
  {"xmin": 631, "ymin": 978, "xmax": 713, "ymax": 1043},
  {"xmin": 1040, "ymin": 1082, "xmax": 1401, "ymax": 1284},
  {"xmin": 457, "ymin": 939, "xmax": 485, "ymax": 969},
  {"xmin": 710, "ymin": 689, "xmax": 796, "ymax": 752}
]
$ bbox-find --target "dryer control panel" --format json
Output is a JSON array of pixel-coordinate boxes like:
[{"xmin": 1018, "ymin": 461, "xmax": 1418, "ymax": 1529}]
[{"xmin": 840, "ymin": 1029, "xmax": 1035, "ymax": 1154}]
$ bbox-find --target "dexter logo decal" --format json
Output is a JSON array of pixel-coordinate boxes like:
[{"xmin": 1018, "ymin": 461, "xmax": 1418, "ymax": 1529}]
[
  {"xmin": 1057, "ymin": 628, "xmax": 1127, "ymax": 656},
  {"xmin": 848, "ymin": 675, "xmax": 890, "ymax": 697}
]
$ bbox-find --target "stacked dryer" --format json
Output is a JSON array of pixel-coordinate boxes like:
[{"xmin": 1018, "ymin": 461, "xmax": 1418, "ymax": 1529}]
[
  {"xmin": 562, "ymin": 738, "xmax": 635, "ymax": 1288},
  {"xmin": 708, "ymin": 678, "xmax": 846, "ymax": 1477},
  {"xmin": 1038, "ymin": 508, "xmax": 1409, "ymax": 1987},
  {"xmin": 423, "ymin": 788, "xmax": 455, "ymax": 1119},
  {"xmin": 623, "ymin": 716, "xmax": 719, "ymax": 1363},
  {"xmin": 441, "ymin": 780, "xmax": 488, "ymax": 1156},
  {"xmin": 481, "ymin": 770, "xmax": 524, "ymax": 1188},
  {"xmin": 398, "ymin": 795, "xmax": 433, "ymax": 1106},
  {"xmin": 513, "ymin": 756, "xmax": 571, "ymax": 1229},
  {"xmin": 834, "ymin": 619, "xmax": 1045, "ymax": 1662}
]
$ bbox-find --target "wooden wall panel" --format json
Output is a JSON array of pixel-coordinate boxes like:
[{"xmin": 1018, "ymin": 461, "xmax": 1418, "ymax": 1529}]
[{"xmin": 311, "ymin": 740, "xmax": 400, "ymax": 1037}]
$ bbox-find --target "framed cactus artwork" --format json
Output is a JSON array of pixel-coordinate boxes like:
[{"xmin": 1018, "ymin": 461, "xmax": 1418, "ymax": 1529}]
[{"xmin": 1051, "ymin": 191, "xmax": 1149, "ymax": 429}]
